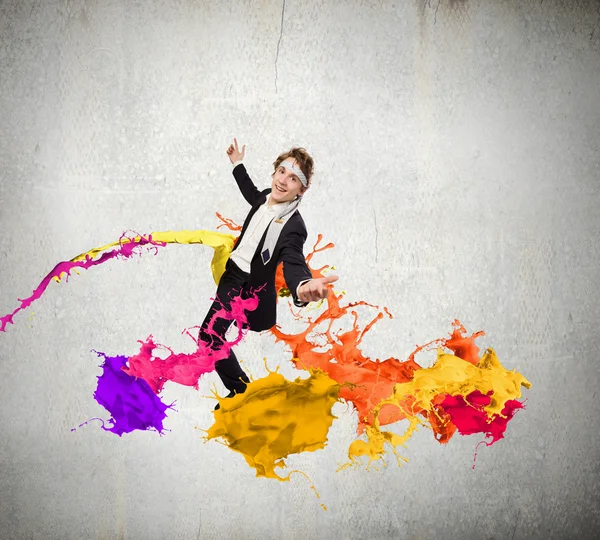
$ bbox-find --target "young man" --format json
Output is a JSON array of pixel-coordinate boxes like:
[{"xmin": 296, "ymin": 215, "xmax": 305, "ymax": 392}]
[{"xmin": 199, "ymin": 139, "xmax": 338, "ymax": 408}]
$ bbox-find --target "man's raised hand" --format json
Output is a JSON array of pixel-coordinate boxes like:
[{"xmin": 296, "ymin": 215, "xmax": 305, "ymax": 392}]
[
  {"xmin": 298, "ymin": 275, "xmax": 339, "ymax": 303},
  {"xmin": 226, "ymin": 138, "xmax": 246, "ymax": 164}
]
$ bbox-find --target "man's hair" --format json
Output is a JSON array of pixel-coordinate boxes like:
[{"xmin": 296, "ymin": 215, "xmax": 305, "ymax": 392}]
[{"xmin": 271, "ymin": 147, "xmax": 314, "ymax": 187}]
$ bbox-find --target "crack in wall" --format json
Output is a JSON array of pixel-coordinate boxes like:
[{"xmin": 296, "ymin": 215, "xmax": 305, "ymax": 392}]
[
  {"xmin": 510, "ymin": 509, "xmax": 521, "ymax": 540},
  {"xmin": 274, "ymin": 0, "xmax": 286, "ymax": 93}
]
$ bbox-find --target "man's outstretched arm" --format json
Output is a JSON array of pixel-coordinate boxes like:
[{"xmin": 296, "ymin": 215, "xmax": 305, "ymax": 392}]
[
  {"xmin": 226, "ymin": 138, "xmax": 262, "ymax": 206},
  {"xmin": 281, "ymin": 229, "xmax": 338, "ymax": 307}
]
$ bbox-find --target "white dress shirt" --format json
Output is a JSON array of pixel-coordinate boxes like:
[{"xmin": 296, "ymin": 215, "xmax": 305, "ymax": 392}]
[
  {"xmin": 229, "ymin": 160, "xmax": 312, "ymax": 301},
  {"xmin": 230, "ymin": 198, "xmax": 291, "ymax": 272}
]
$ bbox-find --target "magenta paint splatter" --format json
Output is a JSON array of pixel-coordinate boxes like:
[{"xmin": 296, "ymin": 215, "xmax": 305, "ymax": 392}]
[
  {"xmin": 123, "ymin": 289, "xmax": 261, "ymax": 393},
  {"xmin": 0, "ymin": 231, "xmax": 165, "ymax": 333},
  {"xmin": 85, "ymin": 289, "xmax": 260, "ymax": 436},
  {"xmin": 441, "ymin": 390, "xmax": 525, "ymax": 443},
  {"xmin": 92, "ymin": 350, "xmax": 174, "ymax": 436}
]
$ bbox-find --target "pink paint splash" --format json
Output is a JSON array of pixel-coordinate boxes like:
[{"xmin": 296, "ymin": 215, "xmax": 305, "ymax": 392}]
[
  {"xmin": 123, "ymin": 289, "xmax": 262, "ymax": 393},
  {"xmin": 0, "ymin": 231, "xmax": 165, "ymax": 333},
  {"xmin": 79, "ymin": 288, "xmax": 261, "ymax": 435},
  {"xmin": 0, "ymin": 221, "xmax": 263, "ymax": 436}
]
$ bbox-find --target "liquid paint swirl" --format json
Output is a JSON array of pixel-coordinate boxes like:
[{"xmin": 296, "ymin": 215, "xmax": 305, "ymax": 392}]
[{"xmin": 1, "ymin": 214, "xmax": 531, "ymax": 488}]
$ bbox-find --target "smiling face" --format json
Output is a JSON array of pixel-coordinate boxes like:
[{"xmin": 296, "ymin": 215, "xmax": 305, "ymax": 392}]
[{"xmin": 269, "ymin": 159, "xmax": 308, "ymax": 205}]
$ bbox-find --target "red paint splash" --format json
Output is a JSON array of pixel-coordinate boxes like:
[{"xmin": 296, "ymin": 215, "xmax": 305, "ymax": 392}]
[{"xmin": 440, "ymin": 391, "xmax": 525, "ymax": 443}]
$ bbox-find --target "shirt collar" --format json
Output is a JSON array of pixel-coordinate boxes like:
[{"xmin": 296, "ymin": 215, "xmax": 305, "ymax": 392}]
[{"xmin": 265, "ymin": 194, "xmax": 293, "ymax": 210}]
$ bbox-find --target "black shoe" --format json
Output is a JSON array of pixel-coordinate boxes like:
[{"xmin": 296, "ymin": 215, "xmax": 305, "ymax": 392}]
[{"xmin": 214, "ymin": 390, "xmax": 237, "ymax": 411}]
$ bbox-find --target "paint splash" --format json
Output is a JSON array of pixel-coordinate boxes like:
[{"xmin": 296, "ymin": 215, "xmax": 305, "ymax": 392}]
[
  {"xmin": 91, "ymin": 351, "xmax": 174, "ymax": 436},
  {"xmin": 342, "ymin": 346, "xmax": 531, "ymax": 468},
  {"xmin": 2, "ymin": 213, "xmax": 532, "ymax": 487},
  {"xmin": 0, "ymin": 228, "xmax": 235, "ymax": 332},
  {"xmin": 440, "ymin": 391, "xmax": 525, "ymax": 443},
  {"xmin": 122, "ymin": 290, "xmax": 260, "ymax": 394},
  {"xmin": 206, "ymin": 368, "xmax": 340, "ymax": 481}
]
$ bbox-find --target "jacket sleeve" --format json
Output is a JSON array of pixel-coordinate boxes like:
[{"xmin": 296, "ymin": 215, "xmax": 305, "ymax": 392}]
[
  {"xmin": 232, "ymin": 163, "xmax": 263, "ymax": 206},
  {"xmin": 280, "ymin": 229, "xmax": 314, "ymax": 308}
]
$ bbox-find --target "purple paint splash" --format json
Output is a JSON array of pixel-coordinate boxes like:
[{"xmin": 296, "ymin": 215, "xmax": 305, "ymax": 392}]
[
  {"xmin": 0, "ymin": 231, "xmax": 165, "ymax": 333},
  {"xmin": 0, "ymin": 226, "xmax": 262, "ymax": 433},
  {"xmin": 87, "ymin": 288, "xmax": 262, "ymax": 435},
  {"xmin": 91, "ymin": 351, "xmax": 174, "ymax": 436}
]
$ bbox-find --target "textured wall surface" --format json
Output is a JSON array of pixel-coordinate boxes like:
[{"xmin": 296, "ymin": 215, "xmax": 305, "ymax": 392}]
[{"xmin": 1, "ymin": 0, "xmax": 599, "ymax": 539}]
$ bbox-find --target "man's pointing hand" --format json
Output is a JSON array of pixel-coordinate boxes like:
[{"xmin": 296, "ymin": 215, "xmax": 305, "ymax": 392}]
[{"xmin": 298, "ymin": 275, "xmax": 339, "ymax": 303}]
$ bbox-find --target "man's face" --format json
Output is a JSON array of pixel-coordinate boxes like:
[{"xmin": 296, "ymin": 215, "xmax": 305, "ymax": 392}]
[{"xmin": 270, "ymin": 159, "xmax": 308, "ymax": 204}]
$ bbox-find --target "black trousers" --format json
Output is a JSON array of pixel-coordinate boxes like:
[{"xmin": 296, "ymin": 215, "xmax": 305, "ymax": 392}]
[{"xmin": 198, "ymin": 259, "xmax": 252, "ymax": 394}]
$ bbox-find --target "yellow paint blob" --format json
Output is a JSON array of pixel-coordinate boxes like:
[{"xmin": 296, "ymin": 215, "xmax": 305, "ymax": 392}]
[
  {"xmin": 343, "ymin": 347, "xmax": 531, "ymax": 467},
  {"xmin": 389, "ymin": 347, "xmax": 531, "ymax": 418},
  {"xmin": 206, "ymin": 369, "xmax": 340, "ymax": 481},
  {"xmin": 56, "ymin": 229, "xmax": 236, "ymax": 285}
]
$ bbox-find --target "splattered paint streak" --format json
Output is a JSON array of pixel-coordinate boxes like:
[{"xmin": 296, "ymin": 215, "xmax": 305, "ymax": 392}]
[
  {"xmin": 122, "ymin": 288, "xmax": 259, "ymax": 394},
  {"xmin": 0, "ymin": 228, "xmax": 236, "ymax": 333},
  {"xmin": 1, "ymin": 215, "xmax": 531, "ymax": 485}
]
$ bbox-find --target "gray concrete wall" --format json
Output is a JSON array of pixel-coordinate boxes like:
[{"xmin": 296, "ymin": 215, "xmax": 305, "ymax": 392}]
[{"xmin": 1, "ymin": 0, "xmax": 599, "ymax": 538}]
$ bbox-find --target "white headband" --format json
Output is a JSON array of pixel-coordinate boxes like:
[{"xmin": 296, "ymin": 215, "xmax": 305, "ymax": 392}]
[{"xmin": 279, "ymin": 159, "xmax": 308, "ymax": 187}]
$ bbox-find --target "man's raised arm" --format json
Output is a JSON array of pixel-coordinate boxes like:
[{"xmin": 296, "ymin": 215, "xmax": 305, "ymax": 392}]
[{"xmin": 226, "ymin": 138, "xmax": 262, "ymax": 206}]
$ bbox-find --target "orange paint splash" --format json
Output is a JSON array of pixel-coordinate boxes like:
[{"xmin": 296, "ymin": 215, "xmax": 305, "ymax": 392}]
[
  {"xmin": 342, "ymin": 347, "xmax": 531, "ymax": 467},
  {"xmin": 216, "ymin": 212, "xmax": 242, "ymax": 232},
  {"xmin": 270, "ymin": 291, "xmax": 419, "ymax": 433},
  {"xmin": 275, "ymin": 233, "xmax": 336, "ymax": 297},
  {"xmin": 262, "ymin": 232, "xmax": 531, "ymax": 469}
]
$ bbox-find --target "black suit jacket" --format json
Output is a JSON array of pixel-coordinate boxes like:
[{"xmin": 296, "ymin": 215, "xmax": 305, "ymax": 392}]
[{"xmin": 226, "ymin": 163, "xmax": 313, "ymax": 332}]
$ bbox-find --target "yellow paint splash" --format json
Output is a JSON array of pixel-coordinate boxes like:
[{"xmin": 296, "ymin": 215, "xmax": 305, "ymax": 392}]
[
  {"xmin": 56, "ymin": 229, "xmax": 236, "ymax": 285},
  {"xmin": 344, "ymin": 347, "xmax": 532, "ymax": 468},
  {"xmin": 205, "ymin": 369, "xmax": 340, "ymax": 481},
  {"xmin": 389, "ymin": 347, "xmax": 531, "ymax": 418},
  {"xmin": 341, "ymin": 418, "xmax": 422, "ymax": 471}
]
